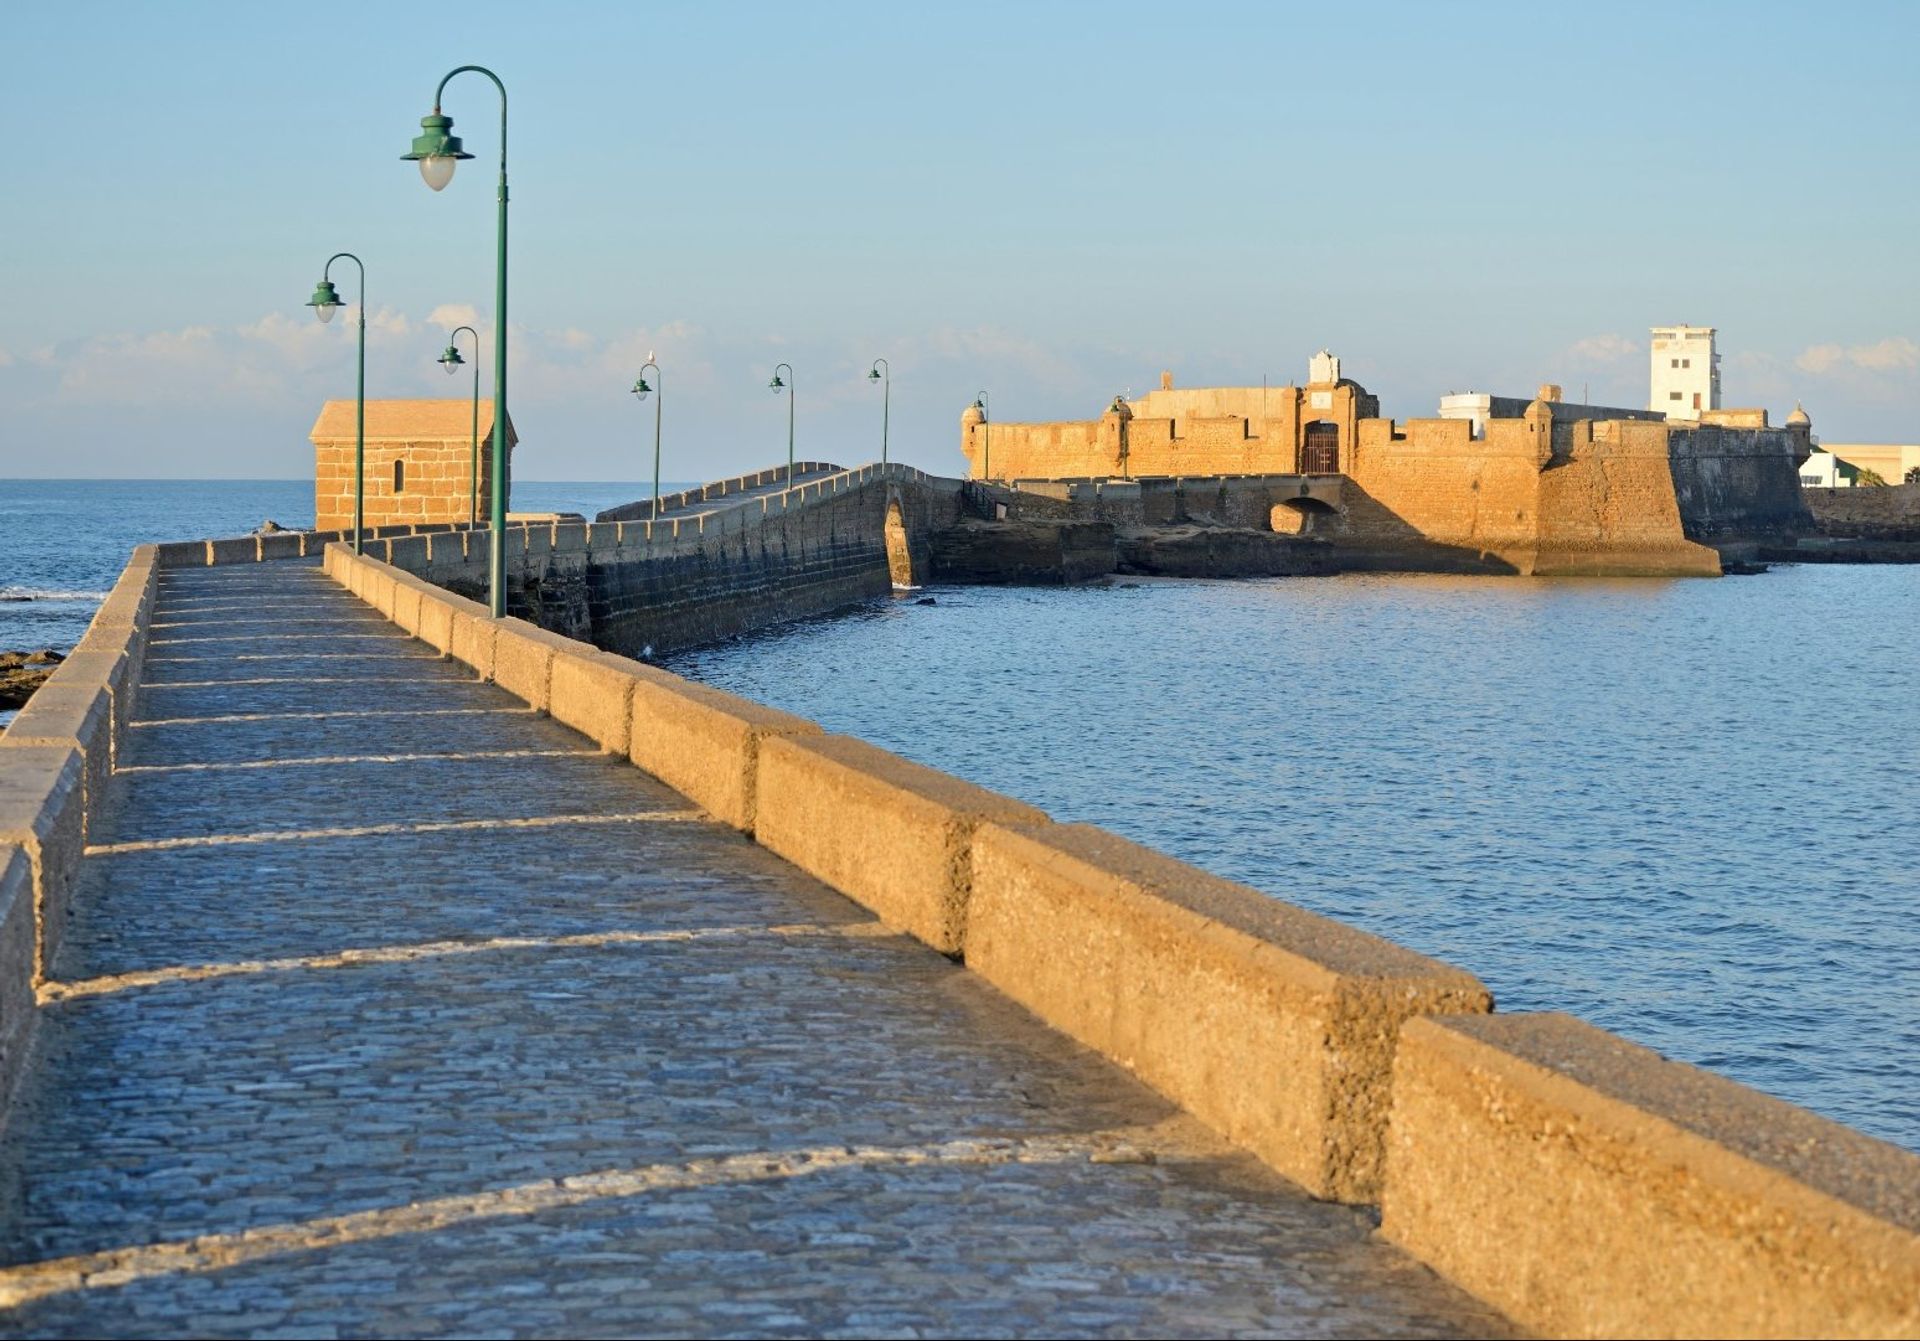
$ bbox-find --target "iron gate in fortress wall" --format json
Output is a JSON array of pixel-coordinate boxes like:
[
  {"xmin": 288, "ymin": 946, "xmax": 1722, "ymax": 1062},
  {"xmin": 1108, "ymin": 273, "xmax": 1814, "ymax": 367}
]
[{"xmin": 1301, "ymin": 421, "xmax": 1340, "ymax": 475}]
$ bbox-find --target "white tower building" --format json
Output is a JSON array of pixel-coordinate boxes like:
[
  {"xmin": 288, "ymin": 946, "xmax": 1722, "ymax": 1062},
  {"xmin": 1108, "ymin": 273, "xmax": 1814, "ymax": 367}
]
[{"xmin": 1649, "ymin": 325, "xmax": 1721, "ymax": 418}]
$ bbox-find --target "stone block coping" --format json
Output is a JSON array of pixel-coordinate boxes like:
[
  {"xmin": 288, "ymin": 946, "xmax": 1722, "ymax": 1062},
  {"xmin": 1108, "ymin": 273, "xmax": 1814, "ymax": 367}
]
[
  {"xmin": 967, "ymin": 820, "xmax": 1490, "ymax": 1202},
  {"xmin": 756, "ymin": 734, "xmax": 1048, "ymax": 956},
  {"xmin": 1382, "ymin": 1012, "xmax": 1920, "ymax": 1339}
]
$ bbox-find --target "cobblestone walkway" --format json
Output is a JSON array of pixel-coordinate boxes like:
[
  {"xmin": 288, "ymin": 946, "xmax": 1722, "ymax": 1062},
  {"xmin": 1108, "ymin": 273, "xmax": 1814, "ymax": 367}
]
[{"xmin": 0, "ymin": 561, "xmax": 1510, "ymax": 1338}]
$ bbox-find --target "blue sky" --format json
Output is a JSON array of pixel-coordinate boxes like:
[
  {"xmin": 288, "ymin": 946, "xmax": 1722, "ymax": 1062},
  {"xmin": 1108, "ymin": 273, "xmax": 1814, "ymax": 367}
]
[{"xmin": 2, "ymin": 0, "xmax": 1915, "ymax": 482}]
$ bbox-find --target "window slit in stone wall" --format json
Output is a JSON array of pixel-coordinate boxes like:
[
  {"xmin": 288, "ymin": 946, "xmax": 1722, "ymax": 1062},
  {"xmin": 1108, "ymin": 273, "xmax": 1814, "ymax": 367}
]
[{"xmin": 394, "ymin": 459, "xmax": 406, "ymax": 493}]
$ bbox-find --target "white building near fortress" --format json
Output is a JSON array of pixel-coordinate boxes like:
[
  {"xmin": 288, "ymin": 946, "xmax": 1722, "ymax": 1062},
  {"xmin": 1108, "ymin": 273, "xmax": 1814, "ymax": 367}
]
[{"xmin": 1650, "ymin": 325, "xmax": 1721, "ymax": 419}]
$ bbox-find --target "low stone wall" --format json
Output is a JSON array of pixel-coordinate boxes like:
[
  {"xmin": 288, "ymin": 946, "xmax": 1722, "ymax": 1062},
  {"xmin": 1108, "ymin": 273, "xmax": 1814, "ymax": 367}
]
[
  {"xmin": 1383, "ymin": 1014, "xmax": 1919, "ymax": 1337},
  {"xmin": 152, "ymin": 522, "xmax": 477, "ymax": 569},
  {"xmin": 365, "ymin": 463, "xmax": 968, "ymax": 658},
  {"xmin": 1806, "ymin": 482, "xmax": 1920, "ymax": 542},
  {"xmin": 323, "ymin": 539, "xmax": 1920, "ymax": 1336},
  {"xmin": 0, "ymin": 543, "xmax": 161, "ymax": 1107}
]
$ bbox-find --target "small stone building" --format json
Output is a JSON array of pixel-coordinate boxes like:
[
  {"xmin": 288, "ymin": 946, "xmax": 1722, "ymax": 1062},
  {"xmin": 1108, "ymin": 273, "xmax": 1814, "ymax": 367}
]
[{"xmin": 311, "ymin": 399, "xmax": 517, "ymax": 530}]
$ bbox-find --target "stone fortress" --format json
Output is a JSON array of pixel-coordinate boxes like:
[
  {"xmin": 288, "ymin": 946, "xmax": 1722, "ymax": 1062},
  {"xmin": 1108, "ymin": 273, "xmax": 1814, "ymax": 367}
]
[{"xmin": 961, "ymin": 339, "xmax": 1816, "ymax": 577}]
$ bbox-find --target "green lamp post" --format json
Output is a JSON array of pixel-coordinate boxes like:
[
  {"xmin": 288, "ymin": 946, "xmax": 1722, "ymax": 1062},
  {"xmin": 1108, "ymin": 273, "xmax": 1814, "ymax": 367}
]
[
  {"xmin": 868, "ymin": 358, "xmax": 890, "ymax": 466},
  {"xmin": 437, "ymin": 325, "xmax": 481, "ymax": 527},
  {"xmin": 631, "ymin": 356, "xmax": 662, "ymax": 520},
  {"xmin": 306, "ymin": 254, "xmax": 366, "ymax": 554},
  {"xmin": 769, "ymin": 362, "xmax": 795, "ymax": 475},
  {"xmin": 974, "ymin": 390, "xmax": 990, "ymax": 481},
  {"xmin": 403, "ymin": 65, "xmax": 510, "ymax": 617}
]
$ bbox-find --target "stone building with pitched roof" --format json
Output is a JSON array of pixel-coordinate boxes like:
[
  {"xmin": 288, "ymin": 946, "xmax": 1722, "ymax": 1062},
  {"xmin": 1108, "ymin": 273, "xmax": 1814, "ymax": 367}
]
[{"xmin": 310, "ymin": 399, "xmax": 517, "ymax": 530}]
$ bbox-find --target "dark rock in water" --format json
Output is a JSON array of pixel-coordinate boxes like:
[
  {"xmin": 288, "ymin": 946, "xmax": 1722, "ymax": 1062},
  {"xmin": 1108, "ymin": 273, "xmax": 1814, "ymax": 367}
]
[
  {"xmin": 916, "ymin": 597, "xmax": 937, "ymax": 606},
  {"xmin": 0, "ymin": 595, "xmax": 29, "ymax": 603},
  {"xmin": 256, "ymin": 518, "xmax": 286, "ymax": 534},
  {"xmin": 1119, "ymin": 582, "xmax": 1141, "ymax": 589},
  {"xmin": 0, "ymin": 651, "xmax": 60, "ymax": 712},
  {"xmin": 1721, "ymin": 561, "xmax": 1770, "ymax": 576}
]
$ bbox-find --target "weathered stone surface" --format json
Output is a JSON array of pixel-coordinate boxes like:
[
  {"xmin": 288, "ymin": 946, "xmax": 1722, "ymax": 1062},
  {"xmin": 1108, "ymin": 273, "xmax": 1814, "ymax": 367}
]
[
  {"xmin": 928, "ymin": 519, "xmax": 1117, "ymax": 583},
  {"xmin": 968, "ymin": 821, "xmax": 1491, "ymax": 1203},
  {"xmin": 755, "ymin": 735, "xmax": 1047, "ymax": 955},
  {"xmin": 1116, "ymin": 526, "xmax": 1336, "ymax": 577},
  {"xmin": 1382, "ymin": 1012, "xmax": 1920, "ymax": 1340},
  {"xmin": 0, "ymin": 745, "xmax": 83, "ymax": 981},
  {"xmin": 490, "ymin": 619, "xmax": 580, "ymax": 714},
  {"xmin": 0, "ymin": 558, "xmax": 1512, "ymax": 1339},
  {"xmin": 0, "ymin": 847, "xmax": 35, "ymax": 1111},
  {"xmin": 0, "ymin": 677, "xmax": 114, "ymax": 843},
  {"xmin": 627, "ymin": 677, "xmax": 820, "ymax": 832},
  {"xmin": 547, "ymin": 648, "xmax": 649, "ymax": 755}
]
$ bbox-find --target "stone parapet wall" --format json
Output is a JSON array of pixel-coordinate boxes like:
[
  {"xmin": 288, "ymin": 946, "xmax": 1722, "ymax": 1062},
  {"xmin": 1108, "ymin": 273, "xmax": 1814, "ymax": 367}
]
[
  {"xmin": 595, "ymin": 462, "xmax": 839, "ymax": 523},
  {"xmin": 323, "ymin": 539, "xmax": 1920, "ymax": 1337},
  {"xmin": 1383, "ymin": 1013, "xmax": 1919, "ymax": 1338},
  {"xmin": 368, "ymin": 462, "xmax": 972, "ymax": 659},
  {"xmin": 0, "ymin": 543, "xmax": 161, "ymax": 1108}
]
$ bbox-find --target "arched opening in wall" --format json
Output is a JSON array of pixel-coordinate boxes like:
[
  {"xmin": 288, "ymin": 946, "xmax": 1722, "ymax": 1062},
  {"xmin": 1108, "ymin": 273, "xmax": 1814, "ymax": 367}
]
[
  {"xmin": 884, "ymin": 498, "xmax": 917, "ymax": 588},
  {"xmin": 1269, "ymin": 497, "xmax": 1340, "ymax": 536},
  {"xmin": 393, "ymin": 458, "xmax": 406, "ymax": 493},
  {"xmin": 1302, "ymin": 421, "xmax": 1340, "ymax": 474}
]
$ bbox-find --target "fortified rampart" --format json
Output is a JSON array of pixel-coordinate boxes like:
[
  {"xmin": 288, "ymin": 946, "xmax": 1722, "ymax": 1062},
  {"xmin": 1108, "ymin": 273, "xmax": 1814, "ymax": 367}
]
[
  {"xmin": 966, "ymin": 375, "xmax": 1814, "ymax": 576},
  {"xmin": 0, "ymin": 496, "xmax": 1915, "ymax": 1337}
]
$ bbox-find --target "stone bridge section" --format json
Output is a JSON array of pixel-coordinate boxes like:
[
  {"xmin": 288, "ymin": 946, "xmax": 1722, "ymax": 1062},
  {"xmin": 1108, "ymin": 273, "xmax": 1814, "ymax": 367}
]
[
  {"xmin": 0, "ymin": 558, "xmax": 1514, "ymax": 1337},
  {"xmin": 0, "ymin": 525, "xmax": 1913, "ymax": 1336}
]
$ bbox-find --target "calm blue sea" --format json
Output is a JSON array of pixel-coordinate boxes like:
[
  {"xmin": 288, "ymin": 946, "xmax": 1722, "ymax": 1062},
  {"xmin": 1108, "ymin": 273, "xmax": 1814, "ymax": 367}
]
[{"xmin": 672, "ymin": 566, "xmax": 1920, "ymax": 1151}]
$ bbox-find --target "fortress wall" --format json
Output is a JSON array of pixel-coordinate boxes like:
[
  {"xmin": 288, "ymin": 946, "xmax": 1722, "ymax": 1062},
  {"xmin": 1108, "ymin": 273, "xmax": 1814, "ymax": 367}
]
[
  {"xmin": 319, "ymin": 538, "xmax": 1920, "ymax": 1335},
  {"xmin": 1339, "ymin": 418, "xmax": 1546, "ymax": 567},
  {"xmin": 0, "ymin": 544, "xmax": 158, "ymax": 1107},
  {"xmin": 1534, "ymin": 424, "xmax": 1721, "ymax": 575},
  {"xmin": 964, "ymin": 420, "xmax": 1109, "ymax": 480},
  {"xmin": 1667, "ymin": 422, "xmax": 1814, "ymax": 540},
  {"xmin": 1116, "ymin": 416, "xmax": 1291, "ymax": 477}
]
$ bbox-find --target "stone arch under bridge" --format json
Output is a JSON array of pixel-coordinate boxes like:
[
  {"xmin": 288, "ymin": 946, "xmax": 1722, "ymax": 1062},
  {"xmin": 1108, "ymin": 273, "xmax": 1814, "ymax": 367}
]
[{"xmin": 883, "ymin": 484, "xmax": 920, "ymax": 588}]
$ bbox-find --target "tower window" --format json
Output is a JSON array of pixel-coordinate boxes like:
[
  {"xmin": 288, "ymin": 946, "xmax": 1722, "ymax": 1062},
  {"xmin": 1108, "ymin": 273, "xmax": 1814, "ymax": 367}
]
[{"xmin": 393, "ymin": 459, "xmax": 405, "ymax": 493}]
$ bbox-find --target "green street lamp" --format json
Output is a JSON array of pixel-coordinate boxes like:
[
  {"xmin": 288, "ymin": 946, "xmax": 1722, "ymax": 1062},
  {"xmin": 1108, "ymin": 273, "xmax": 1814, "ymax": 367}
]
[
  {"xmin": 868, "ymin": 358, "xmax": 890, "ymax": 466},
  {"xmin": 306, "ymin": 254, "xmax": 366, "ymax": 554},
  {"xmin": 631, "ymin": 356, "xmax": 663, "ymax": 520},
  {"xmin": 974, "ymin": 390, "xmax": 991, "ymax": 481},
  {"xmin": 404, "ymin": 65, "xmax": 510, "ymax": 617},
  {"xmin": 437, "ymin": 325, "xmax": 481, "ymax": 527},
  {"xmin": 769, "ymin": 362, "xmax": 795, "ymax": 475}
]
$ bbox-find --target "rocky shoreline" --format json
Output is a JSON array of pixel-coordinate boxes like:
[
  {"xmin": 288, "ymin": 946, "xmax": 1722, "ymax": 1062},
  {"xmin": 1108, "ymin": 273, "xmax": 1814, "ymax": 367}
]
[{"xmin": 0, "ymin": 649, "xmax": 64, "ymax": 715}]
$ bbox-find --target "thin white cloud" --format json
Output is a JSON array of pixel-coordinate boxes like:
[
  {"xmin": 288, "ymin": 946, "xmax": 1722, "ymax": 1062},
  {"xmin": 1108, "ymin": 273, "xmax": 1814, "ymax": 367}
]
[
  {"xmin": 427, "ymin": 303, "xmax": 482, "ymax": 330},
  {"xmin": 1795, "ymin": 337, "xmax": 1918, "ymax": 375},
  {"xmin": 1566, "ymin": 333, "xmax": 1638, "ymax": 364}
]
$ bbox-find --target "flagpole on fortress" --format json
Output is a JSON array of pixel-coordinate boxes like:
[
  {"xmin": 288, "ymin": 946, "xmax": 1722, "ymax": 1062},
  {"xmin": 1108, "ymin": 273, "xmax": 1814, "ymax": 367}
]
[{"xmin": 405, "ymin": 66, "xmax": 510, "ymax": 618}]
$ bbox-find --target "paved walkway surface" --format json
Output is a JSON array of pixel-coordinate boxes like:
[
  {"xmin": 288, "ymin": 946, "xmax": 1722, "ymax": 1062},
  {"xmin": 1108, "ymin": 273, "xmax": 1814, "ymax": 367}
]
[{"xmin": 0, "ymin": 560, "xmax": 1511, "ymax": 1338}]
